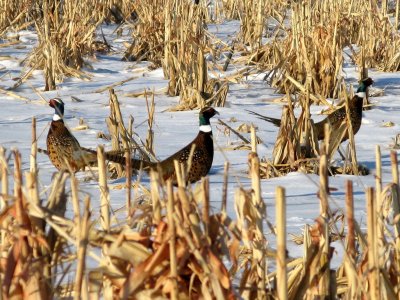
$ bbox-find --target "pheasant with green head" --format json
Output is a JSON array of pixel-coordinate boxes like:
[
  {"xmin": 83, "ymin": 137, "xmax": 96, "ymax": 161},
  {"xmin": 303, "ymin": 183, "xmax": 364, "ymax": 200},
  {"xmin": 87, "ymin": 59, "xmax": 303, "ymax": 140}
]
[
  {"xmin": 131, "ymin": 106, "xmax": 219, "ymax": 184},
  {"xmin": 247, "ymin": 77, "xmax": 374, "ymax": 143}
]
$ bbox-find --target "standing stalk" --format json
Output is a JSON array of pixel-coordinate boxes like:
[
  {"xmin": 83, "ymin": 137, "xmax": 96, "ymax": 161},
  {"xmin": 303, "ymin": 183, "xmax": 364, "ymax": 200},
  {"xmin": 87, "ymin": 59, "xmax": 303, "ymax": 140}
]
[
  {"xmin": 276, "ymin": 186, "xmax": 287, "ymax": 300},
  {"xmin": 249, "ymin": 147, "xmax": 266, "ymax": 298},
  {"xmin": 167, "ymin": 180, "xmax": 178, "ymax": 300},
  {"xmin": 150, "ymin": 170, "xmax": 161, "ymax": 224},
  {"xmin": 319, "ymin": 152, "xmax": 329, "ymax": 216},
  {"xmin": 70, "ymin": 174, "xmax": 81, "ymax": 229},
  {"xmin": 74, "ymin": 197, "xmax": 90, "ymax": 300},
  {"xmin": 390, "ymin": 151, "xmax": 400, "ymax": 294},
  {"xmin": 345, "ymin": 180, "xmax": 358, "ymax": 298},
  {"xmin": 319, "ymin": 151, "xmax": 330, "ymax": 296},
  {"xmin": 366, "ymin": 187, "xmax": 379, "ymax": 300},
  {"xmin": 97, "ymin": 145, "xmax": 113, "ymax": 296},
  {"xmin": 375, "ymin": 146, "xmax": 383, "ymax": 246},
  {"xmin": 0, "ymin": 148, "xmax": 8, "ymax": 209},
  {"xmin": 125, "ymin": 148, "xmax": 132, "ymax": 222},
  {"xmin": 345, "ymin": 180, "xmax": 355, "ymax": 260},
  {"xmin": 30, "ymin": 117, "xmax": 37, "ymax": 174},
  {"xmin": 221, "ymin": 161, "xmax": 229, "ymax": 213},
  {"xmin": 202, "ymin": 177, "xmax": 210, "ymax": 239},
  {"xmin": 98, "ymin": 145, "xmax": 110, "ymax": 231}
]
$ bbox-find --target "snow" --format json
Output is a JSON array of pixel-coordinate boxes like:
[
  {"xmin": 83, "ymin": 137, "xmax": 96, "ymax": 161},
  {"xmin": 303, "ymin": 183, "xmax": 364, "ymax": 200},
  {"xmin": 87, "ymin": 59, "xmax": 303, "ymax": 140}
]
[{"xmin": 1, "ymin": 22, "xmax": 399, "ymax": 268}]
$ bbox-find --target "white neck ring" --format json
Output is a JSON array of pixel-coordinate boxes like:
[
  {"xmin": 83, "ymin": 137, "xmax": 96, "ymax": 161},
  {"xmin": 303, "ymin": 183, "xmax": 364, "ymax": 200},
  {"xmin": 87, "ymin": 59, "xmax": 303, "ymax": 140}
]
[
  {"xmin": 355, "ymin": 92, "xmax": 366, "ymax": 98},
  {"xmin": 199, "ymin": 125, "xmax": 212, "ymax": 132},
  {"xmin": 53, "ymin": 114, "xmax": 62, "ymax": 121}
]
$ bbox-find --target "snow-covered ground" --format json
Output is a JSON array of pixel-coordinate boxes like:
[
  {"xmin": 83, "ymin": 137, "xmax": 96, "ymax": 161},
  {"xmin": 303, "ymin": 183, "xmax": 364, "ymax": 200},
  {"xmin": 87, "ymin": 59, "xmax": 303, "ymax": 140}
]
[{"xmin": 1, "ymin": 22, "xmax": 399, "ymax": 266}]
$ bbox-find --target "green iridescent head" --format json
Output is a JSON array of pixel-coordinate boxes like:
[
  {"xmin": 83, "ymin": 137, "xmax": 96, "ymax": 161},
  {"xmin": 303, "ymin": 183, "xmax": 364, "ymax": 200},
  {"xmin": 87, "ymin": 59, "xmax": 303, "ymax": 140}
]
[
  {"xmin": 357, "ymin": 77, "xmax": 374, "ymax": 93},
  {"xmin": 199, "ymin": 107, "xmax": 219, "ymax": 126}
]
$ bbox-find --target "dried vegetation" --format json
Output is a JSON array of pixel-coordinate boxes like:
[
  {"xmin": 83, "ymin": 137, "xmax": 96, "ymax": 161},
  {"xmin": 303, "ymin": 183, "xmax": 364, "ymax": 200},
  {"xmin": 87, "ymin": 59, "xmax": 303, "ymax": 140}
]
[
  {"xmin": 1, "ymin": 120, "xmax": 400, "ymax": 298},
  {"xmin": 240, "ymin": 0, "xmax": 400, "ymax": 177},
  {"xmin": 124, "ymin": 0, "xmax": 228, "ymax": 109}
]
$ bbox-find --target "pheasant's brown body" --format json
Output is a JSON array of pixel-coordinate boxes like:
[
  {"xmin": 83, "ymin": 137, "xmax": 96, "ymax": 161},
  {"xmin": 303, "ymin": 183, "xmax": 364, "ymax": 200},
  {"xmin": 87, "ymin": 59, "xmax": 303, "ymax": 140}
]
[
  {"xmin": 314, "ymin": 95, "xmax": 363, "ymax": 142},
  {"xmin": 248, "ymin": 77, "xmax": 373, "ymax": 144},
  {"xmin": 134, "ymin": 131, "xmax": 214, "ymax": 184},
  {"xmin": 130, "ymin": 107, "xmax": 218, "ymax": 185},
  {"xmin": 46, "ymin": 98, "xmax": 125, "ymax": 172},
  {"xmin": 47, "ymin": 120, "xmax": 88, "ymax": 172}
]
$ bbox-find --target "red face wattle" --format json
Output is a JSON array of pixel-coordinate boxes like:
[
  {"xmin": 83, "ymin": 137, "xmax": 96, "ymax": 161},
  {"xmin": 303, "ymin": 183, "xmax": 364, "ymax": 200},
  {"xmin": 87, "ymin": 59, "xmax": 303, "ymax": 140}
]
[
  {"xmin": 49, "ymin": 99, "xmax": 56, "ymax": 108},
  {"xmin": 49, "ymin": 98, "xmax": 64, "ymax": 108}
]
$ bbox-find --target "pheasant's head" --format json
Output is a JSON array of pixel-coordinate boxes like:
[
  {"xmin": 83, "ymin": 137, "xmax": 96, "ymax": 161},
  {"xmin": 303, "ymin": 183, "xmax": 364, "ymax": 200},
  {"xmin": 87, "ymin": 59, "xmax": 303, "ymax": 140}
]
[
  {"xmin": 49, "ymin": 98, "xmax": 65, "ymax": 121},
  {"xmin": 199, "ymin": 107, "xmax": 219, "ymax": 125},
  {"xmin": 198, "ymin": 107, "xmax": 219, "ymax": 133},
  {"xmin": 356, "ymin": 77, "xmax": 374, "ymax": 97}
]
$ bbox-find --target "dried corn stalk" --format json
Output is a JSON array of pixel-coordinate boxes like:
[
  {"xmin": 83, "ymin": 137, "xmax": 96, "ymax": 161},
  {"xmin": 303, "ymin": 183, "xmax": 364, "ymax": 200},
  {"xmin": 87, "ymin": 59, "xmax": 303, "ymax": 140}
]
[
  {"xmin": 260, "ymin": 91, "xmax": 319, "ymax": 178},
  {"xmin": 165, "ymin": 0, "xmax": 228, "ymax": 109},
  {"xmin": 123, "ymin": 0, "xmax": 167, "ymax": 65},
  {"xmin": 238, "ymin": 0, "xmax": 266, "ymax": 50},
  {"xmin": 268, "ymin": 2, "xmax": 343, "ymax": 100},
  {"xmin": 0, "ymin": 0, "xmax": 37, "ymax": 36},
  {"xmin": 26, "ymin": 0, "xmax": 103, "ymax": 90}
]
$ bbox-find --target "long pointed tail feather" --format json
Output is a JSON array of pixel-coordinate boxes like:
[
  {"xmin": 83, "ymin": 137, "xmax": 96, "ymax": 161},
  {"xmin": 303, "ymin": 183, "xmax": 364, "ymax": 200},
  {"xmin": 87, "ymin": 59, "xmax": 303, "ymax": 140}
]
[
  {"xmin": 81, "ymin": 147, "xmax": 157, "ymax": 170},
  {"xmin": 130, "ymin": 158, "xmax": 157, "ymax": 170},
  {"xmin": 78, "ymin": 147, "xmax": 160, "ymax": 172},
  {"xmin": 41, "ymin": 146, "xmax": 158, "ymax": 172},
  {"xmin": 80, "ymin": 147, "xmax": 127, "ymax": 165},
  {"xmin": 245, "ymin": 109, "xmax": 282, "ymax": 127}
]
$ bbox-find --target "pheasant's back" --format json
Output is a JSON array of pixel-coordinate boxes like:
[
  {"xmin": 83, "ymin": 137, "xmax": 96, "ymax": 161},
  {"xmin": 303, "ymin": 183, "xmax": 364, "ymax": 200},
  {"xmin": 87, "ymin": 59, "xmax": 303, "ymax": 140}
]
[
  {"xmin": 157, "ymin": 132, "xmax": 214, "ymax": 184},
  {"xmin": 315, "ymin": 96, "xmax": 364, "ymax": 142},
  {"xmin": 349, "ymin": 97, "xmax": 364, "ymax": 135},
  {"xmin": 47, "ymin": 121, "xmax": 92, "ymax": 172}
]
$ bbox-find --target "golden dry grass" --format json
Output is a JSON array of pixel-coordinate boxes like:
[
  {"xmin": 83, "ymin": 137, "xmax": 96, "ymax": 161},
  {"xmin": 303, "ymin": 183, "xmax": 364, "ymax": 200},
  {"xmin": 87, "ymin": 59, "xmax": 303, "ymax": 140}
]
[{"xmin": 1, "ymin": 129, "xmax": 400, "ymax": 298}]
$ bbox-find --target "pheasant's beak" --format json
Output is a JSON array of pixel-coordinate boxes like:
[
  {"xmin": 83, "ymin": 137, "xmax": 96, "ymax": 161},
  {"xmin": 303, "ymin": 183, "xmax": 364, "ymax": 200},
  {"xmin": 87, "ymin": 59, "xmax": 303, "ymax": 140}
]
[{"xmin": 49, "ymin": 99, "xmax": 55, "ymax": 108}]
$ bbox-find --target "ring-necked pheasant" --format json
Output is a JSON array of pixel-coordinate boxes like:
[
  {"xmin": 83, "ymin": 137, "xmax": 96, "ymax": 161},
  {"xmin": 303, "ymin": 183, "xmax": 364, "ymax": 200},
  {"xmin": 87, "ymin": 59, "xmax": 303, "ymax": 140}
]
[
  {"xmin": 46, "ymin": 98, "xmax": 124, "ymax": 172},
  {"xmin": 130, "ymin": 107, "xmax": 219, "ymax": 184},
  {"xmin": 247, "ymin": 77, "xmax": 374, "ymax": 143}
]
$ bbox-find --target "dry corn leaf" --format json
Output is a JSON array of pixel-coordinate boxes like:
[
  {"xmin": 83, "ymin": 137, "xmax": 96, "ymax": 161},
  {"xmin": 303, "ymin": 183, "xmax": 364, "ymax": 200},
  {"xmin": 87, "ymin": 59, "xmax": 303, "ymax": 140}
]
[
  {"xmin": 369, "ymin": 87, "xmax": 384, "ymax": 97},
  {"xmin": 0, "ymin": 205, "xmax": 17, "ymax": 227},
  {"xmin": 228, "ymin": 238, "xmax": 240, "ymax": 267},
  {"xmin": 228, "ymin": 117, "xmax": 237, "ymax": 122},
  {"xmin": 160, "ymin": 276, "xmax": 190, "ymax": 298},
  {"xmin": 176, "ymin": 239, "xmax": 191, "ymax": 264},
  {"xmin": 209, "ymin": 271, "xmax": 227, "ymax": 300},
  {"xmin": 222, "ymin": 144, "xmax": 252, "ymax": 151},
  {"xmin": 236, "ymin": 123, "xmax": 258, "ymax": 133},
  {"xmin": 72, "ymin": 125, "xmax": 89, "ymax": 131},
  {"xmin": 122, "ymin": 242, "xmax": 169, "ymax": 296},
  {"xmin": 106, "ymin": 237, "xmax": 151, "ymax": 266},
  {"xmin": 381, "ymin": 121, "xmax": 395, "ymax": 127},
  {"xmin": 153, "ymin": 222, "xmax": 168, "ymax": 248},
  {"xmin": 201, "ymin": 279, "xmax": 214, "ymax": 299},
  {"xmin": 209, "ymin": 250, "xmax": 231, "ymax": 290},
  {"xmin": 270, "ymin": 96, "xmax": 287, "ymax": 103},
  {"xmin": 133, "ymin": 288, "xmax": 167, "ymax": 300},
  {"xmin": 109, "ymin": 184, "xmax": 126, "ymax": 190},
  {"xmin": 4, "ymin": 238, "xmax": 26, "ymax": 297},
  {"xmin": 118, "ymin": 232, "xmax": 151, "ymax": 244},
  {"xmin": 24, "ymin": 264, "xmax": 49, "ymax": 299}
]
